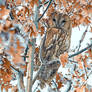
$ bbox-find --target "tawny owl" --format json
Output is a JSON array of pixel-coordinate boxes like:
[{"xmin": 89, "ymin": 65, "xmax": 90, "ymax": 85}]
[
  {"xmin": 34, "ymin": 11, "xmax": 72, "ymax": 88},
  {"xmin": 41, "ymin": 11, "xmax": 72, "ymax": 61}
]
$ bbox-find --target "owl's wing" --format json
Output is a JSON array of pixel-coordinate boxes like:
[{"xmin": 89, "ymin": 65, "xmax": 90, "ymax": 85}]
[
  {"xmin": 39, "ymin": 28, "xmax": 60, "ymax": 61},
  {"xmin": 44, "ymin": 28, "xmax": 59, "ymax": 50}
]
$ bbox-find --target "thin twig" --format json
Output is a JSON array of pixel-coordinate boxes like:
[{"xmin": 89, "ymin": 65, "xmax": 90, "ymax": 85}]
[
  {"xmin": 37, "ymin": 0, "xmax": 53, "ymax": 22},
  {"xmin": 33, "ymin": 84, "xmax": 39, "ymax": 92},
  {"xmin": 52, "ymin": 80, "xmax": 59, "ymax": 92},
  {"xmin": 81, "ymin": 70, "xmax": 92, "ymax": 87},
  {"xmin": 17, "ymin": 71, "xmax": 25, "ymax": 92},
  {"xmin": 65, "ymin": 80, "xmax": 72, "ymax": 92},
  {"xmin": 39, "ymin": 1, "xmax": 49, "ymax": 8},
  {"xmin": 24, "ymin": 45, "xmax": 29, "ymax": 61},
  {"xmin": 77, "ymin": 26, "xmax": 88, "ymax": 51},
  {"xmin": 69, "ymin": 44, "xmax": 92, "ymax": 58}
]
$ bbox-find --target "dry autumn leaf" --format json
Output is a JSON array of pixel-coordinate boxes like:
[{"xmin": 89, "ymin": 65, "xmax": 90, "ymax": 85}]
[
  {"xmin": 16, "ymin": 0, "xmax": 21, "ymax": 5},
  {"xmin": 56, "ymin": 73, "xmax": 62, "ymax": 89},
  {"xmin": 90, "ymin": 27, "xmax": 92, "ymax": 32},
  {"xmin": 83, "ymin": 55, "xmax": 88, "ymax": 68},
  {"xmin": 7, "ymin": 40, "xmax": 24, "ymax": 64},
  {"xmin": 75, "ymin": 85, "xmax": 86, "ymax": 92},
  {"xmin": 60, "ymin": 53, "xmax": 68, "ymax": 67},
  {"xmin": 0, "ymin": 5, "xmax": 10, "ymax": 19},
  {"xmin": 86, "ymin": 49, "xmax": 92, "ymax": 58},
  {"xmin": 56, "ymin": 73, "xmax": 61, "ymax": 83},
  {"xmin": 40, "ymin": 26, "xmax": 45, "ymax": 36},
  {"xmin": 57, "ymin": 81, "xmax": 62, "ymax": 89},
  {"xmin": 30, "ymin": 26, "xmax": 37, "ymax": 37},
  {"xmin": 62, "ymin": 0, "xmax": 67, "ymax": 7},
  {"xmin": 0, "ymin": 24, "xmax": 3, "ymax": 31},
  {"xmin": 74, "ymin": 54, "xmax": 83, "ymax": 69}
]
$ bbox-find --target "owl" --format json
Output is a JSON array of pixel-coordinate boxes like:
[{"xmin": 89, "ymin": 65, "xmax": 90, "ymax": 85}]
[
  {"xmin": 34, "ymin": 11, "xmax": 72, "ymax": 88},
  {"xmin": 41, "ymin": 11, "xmax": 72, "ymax": 61}
]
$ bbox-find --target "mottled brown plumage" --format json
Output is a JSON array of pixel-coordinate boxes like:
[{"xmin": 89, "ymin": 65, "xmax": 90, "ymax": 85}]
[
  {"xmin": 41, "ymin": 12, "xmax": 72, "ymax": 61},
  {"xmin": 37, "ymin": 59, "xmax": 60, "ymax": 88},
  {"xmin": 36, "ymin": 11, "xmax": 72, "ymax": 88}
]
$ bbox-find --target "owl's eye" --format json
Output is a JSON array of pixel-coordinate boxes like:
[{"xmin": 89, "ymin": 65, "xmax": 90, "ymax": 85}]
[
  {"xmin": 53, "ymin": 18, "xmax": 56, "ymax": 22},
  {"xmin": 62, "ymin": 20, "xmax": 66, "ymax": 23}
]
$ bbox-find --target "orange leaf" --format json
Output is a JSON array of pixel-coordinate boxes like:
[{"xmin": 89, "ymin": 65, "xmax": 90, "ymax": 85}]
[
  {"xmin": 30, "ymin": 1, "xmax": 38, "ymax": 7},
  {"xmin": 83, "ymin": 55, "xmax": 88, "ymax": 68},
  {"xmin": 30, "ymin": 26, "xmax": 37, "ymax": 37},
  {"xmin": 85, "ymin": 87, "xmax": 89, "ymax": 92},
  {"xmin": 74, "ymin": 55, "xmax": 83, "ymax": 69},
  {"xmin": 0, "ymin": 24, "xmax": 3, "ymax": 31},
  {"xmin": 75, "ymin": 85, "xmax": 86, "ymax": 92},
  {"xmin": 0, "ymin": 5, "xmax": 10, "ymax": 19},
  {"xmin": 78, "ymin": 61, "xmax": 83, "ymax": 69},
  {"xmin": 7, "ymin": 40, "xmax": 24, "ymax": 64},
  {"xmin": 40, "ymin": 26, "xmax": 45, "ymax": 36},
  {"xmin": 60, "ymin": 53, "xmax": 68, "ymax": 67},
  {"xmin": 16, "ymin": 39, "xmax": 24, "ymax": 52},
  {"xmin": 79, "ymin": 0, "xmax": 87, "ymax": 4},
  {"xmin": 16, "ymin": 0, "xmax": 21, "ymax": 5},
  {"xmin": 25, "ymin": 0, "xmax": 29, "ymax": 3},
  {"xmin": 11, "ymin": 86, "xmax": 18, "ymax": 92},
  {"xmin": 35, "ymin": 47, "xmax": 39, "ymax": 53},
  {"xmin": 73, "ymin": 2, "xmax": 80, "ymax": 9},
  {"xmin": 75, "ymin": 71, "xmax": 80, "ymax": 78},
  {"xmin": 37, "ymin": 90, "xmax": 40, "ymax": 92},
  {"xmin": 86, "ymin": 49, "xmax": 92, "ymax": 58},
  {"xmin": 57, "ymin": 81, "xmax": 62, "ymax": 89},
  {"xmin": 62, "ymin": 0, "xmax": 67, "ymax": 7},
  {"xmin": 74, "ymin": 54, "xmax": 82, "ymax": 62},
  {"xmin": 56, "ymin": 73, "xmax": 62, "ymax": 89},
  {"xmin": 81, "ymin": 77, "xmax": 86, "ymax": 82},
  {"xmin": 56, "ymin": 73, "xmax": 61, "ymax": 82},
  {"xmin": 90, "ymin": 27, "xmax": 92, "ymax": 32},
  {"xmin": 84, "ymin": 17, "xmax": 91, "ymax": 25}
]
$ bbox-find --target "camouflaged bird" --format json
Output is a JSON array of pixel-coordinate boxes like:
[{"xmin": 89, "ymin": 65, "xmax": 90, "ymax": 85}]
[{"xmin": 34, "ymin": 11, "xmax": 72, "ymax": 88}]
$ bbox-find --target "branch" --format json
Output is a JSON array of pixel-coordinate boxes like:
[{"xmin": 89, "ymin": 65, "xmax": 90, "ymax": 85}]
[
  {"xmin": 34, "ymin": 4, "xmax": 39, "ymax": 29},
  {"xmin": 37, "ymin": 0, "xmax": 53, "ymax": 22},
  {"xmin": 33, "ymin": 84, "xmax": 39, "ymax": 92},
  {"xmin": 30, "ymin": 39, "xmax": 36, "ymax": 81},
  {"xmin": 69, "ymin": 44, "xmax": 92, "ymax": 58},
  {"xmin": 65, "ymin": 80, "xmax": 72, "ymax": 92},
  {"xmin": 26, "ymin": 39, "xmax": 36, "ymax": 92},
  {"xmin": 32, "ymin": 63, "xmax": 43, "ymax": 85},
  {"xmin": 11, "ymin": 66, "xmax": 25, "ymax": 92}
]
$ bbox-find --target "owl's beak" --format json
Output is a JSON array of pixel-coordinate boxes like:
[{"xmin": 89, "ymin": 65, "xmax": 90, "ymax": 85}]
[
  {"xmin": 56, "ymin": 23, "xmax": 59, "ymax": 28},
  {"xmin": 56, "ymin": 60, "xmax": 60, "ymax": 64}
]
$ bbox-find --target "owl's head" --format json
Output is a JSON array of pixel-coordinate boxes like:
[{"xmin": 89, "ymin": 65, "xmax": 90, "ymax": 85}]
[{"xmin": 48, "ymin": 11, "xmax": 72, "ymax": 30}]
